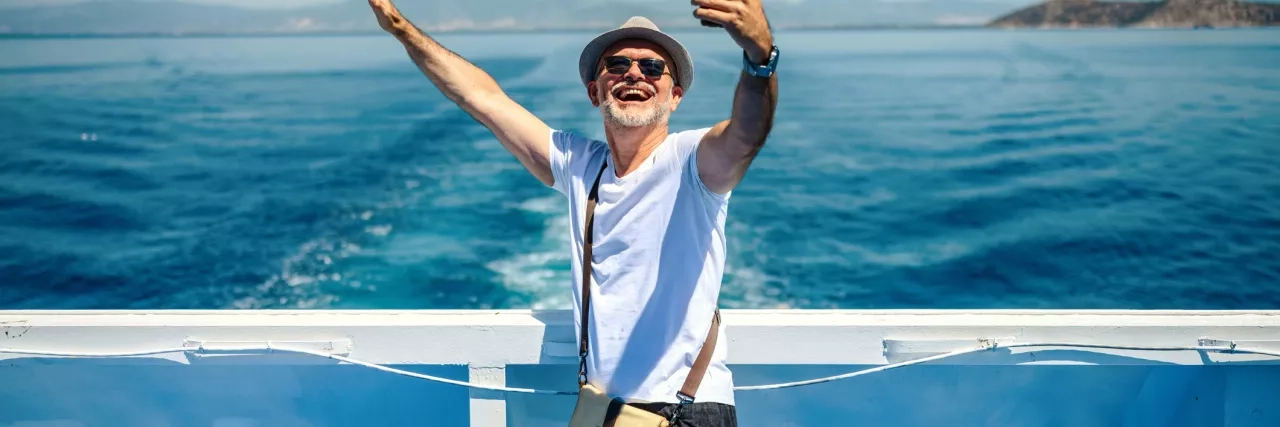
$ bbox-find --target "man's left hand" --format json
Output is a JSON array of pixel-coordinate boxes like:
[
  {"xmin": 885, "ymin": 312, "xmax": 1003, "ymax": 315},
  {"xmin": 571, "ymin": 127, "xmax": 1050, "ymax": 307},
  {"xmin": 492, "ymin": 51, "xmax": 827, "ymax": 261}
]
[{"xmin": 692, "ymin": 0, "xmax": 774, "ymax": 65}]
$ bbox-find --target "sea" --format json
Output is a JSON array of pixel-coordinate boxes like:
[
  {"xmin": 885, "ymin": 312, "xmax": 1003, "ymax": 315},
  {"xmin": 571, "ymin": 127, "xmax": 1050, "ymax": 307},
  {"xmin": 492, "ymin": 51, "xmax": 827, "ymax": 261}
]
[{"xmin": 1, "ymin": 29, "xmax": 1277, "ymax": 311}]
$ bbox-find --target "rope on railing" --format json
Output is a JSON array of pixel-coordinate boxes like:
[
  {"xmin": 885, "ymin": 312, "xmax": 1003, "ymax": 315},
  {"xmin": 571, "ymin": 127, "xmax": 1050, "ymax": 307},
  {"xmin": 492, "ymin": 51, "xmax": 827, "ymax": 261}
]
[{"xmin": 2, "ymin": 340, "xmax": 1277, "ymax": 394}]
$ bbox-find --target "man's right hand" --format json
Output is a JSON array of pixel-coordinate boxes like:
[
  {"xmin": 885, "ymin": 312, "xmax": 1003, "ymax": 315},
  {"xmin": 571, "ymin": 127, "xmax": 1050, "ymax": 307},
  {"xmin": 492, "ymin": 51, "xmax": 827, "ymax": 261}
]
[{"xmin": 369, "ymin": 0, "xmax": 409, "ymax": 36}]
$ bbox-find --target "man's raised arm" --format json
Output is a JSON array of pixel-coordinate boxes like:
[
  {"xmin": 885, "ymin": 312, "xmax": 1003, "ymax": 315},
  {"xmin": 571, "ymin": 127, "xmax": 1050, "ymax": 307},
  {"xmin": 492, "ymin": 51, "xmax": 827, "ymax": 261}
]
[
  {"xmin": 692, "ymin": 0, "xmax": 779, "ymax": 195},
  {"xmin": 369, "ymin": 0, "xmax": 554, "ymax": 186}
]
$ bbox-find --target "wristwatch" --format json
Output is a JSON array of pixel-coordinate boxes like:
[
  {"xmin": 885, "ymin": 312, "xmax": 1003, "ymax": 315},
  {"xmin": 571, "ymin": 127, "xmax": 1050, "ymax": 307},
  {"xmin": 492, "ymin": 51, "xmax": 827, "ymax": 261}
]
[{"xmin": 743, "ymin": 45, "xmax": 779, "ymax": 78}]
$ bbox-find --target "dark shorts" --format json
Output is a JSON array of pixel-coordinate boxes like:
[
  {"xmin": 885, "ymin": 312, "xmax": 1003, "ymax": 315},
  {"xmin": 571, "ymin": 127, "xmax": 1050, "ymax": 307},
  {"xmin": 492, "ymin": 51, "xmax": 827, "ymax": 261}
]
[{"xmin": 630, "ymin": 401, "xmax": 738, "ymax": 427}]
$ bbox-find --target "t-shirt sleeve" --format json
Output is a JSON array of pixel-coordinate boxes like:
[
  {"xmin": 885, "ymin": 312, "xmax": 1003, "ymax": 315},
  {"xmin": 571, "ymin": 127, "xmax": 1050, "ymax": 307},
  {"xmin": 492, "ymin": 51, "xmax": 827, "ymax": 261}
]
[
  {"xmin": 679, "ymin": 127, "xmax": 732, "ymax": 205},
  {"xmin": 548, "ymin": 128, "xmax": 592, "ymax": 197}
]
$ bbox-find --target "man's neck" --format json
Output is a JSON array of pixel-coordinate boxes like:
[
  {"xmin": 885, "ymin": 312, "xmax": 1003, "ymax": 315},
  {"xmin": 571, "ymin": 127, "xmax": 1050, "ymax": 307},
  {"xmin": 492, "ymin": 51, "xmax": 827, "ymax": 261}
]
[{"xmin": 604, "ymin": 123, "xmax": 669, "ymax": 178}]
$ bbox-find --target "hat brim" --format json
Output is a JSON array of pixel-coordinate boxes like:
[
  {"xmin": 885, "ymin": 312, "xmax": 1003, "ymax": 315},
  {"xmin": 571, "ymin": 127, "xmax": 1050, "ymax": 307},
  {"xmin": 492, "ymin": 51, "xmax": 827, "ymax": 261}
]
[{"xmin": 578, "ymin": 27, "xmax": 694, "ymax": 92}]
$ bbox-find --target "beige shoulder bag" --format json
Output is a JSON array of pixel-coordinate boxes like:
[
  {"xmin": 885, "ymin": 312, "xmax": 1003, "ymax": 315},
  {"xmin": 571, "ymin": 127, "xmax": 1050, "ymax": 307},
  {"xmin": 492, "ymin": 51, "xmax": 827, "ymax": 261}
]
[{"xmin": 568, "ymin": 160, "xmax": 721, "ymax": 427}]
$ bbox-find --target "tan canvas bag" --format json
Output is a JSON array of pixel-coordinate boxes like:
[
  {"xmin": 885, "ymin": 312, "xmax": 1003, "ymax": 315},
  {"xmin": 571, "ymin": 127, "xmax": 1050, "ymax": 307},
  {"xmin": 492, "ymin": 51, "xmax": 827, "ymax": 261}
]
[{"xmin": 568, "ymin": 160, "xmax": 721, "ymax": 427}]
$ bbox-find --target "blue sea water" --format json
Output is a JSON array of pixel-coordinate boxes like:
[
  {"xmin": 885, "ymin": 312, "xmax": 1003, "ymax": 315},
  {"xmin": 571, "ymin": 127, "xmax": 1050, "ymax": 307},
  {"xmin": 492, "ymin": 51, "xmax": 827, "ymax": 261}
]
[{"xmin": 0, "ymin": 30, "xmax": 1277, "ymax": 310}]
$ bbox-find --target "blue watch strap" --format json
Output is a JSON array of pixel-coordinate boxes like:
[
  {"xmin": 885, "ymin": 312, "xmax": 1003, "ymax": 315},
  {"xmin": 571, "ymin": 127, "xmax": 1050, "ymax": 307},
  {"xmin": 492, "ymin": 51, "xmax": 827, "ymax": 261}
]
[{"xmin": 743, "ymin": 45, "xmax": 779, "ymax": 78}]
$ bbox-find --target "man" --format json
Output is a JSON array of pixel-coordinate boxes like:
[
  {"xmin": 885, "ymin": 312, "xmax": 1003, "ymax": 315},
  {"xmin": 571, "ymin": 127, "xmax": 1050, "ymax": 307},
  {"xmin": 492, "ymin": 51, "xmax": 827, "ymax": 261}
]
[{"xmin": 368, "ymin": 0, "xmax": 778, "ymax": 424}]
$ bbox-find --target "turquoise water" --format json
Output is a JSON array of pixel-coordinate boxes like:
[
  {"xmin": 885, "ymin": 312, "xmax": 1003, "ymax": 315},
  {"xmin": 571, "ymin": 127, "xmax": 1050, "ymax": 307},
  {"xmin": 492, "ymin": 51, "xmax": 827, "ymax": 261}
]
[{"xmin": 1, "ymin": 30, "xmax": 1278, "ymax": 310}]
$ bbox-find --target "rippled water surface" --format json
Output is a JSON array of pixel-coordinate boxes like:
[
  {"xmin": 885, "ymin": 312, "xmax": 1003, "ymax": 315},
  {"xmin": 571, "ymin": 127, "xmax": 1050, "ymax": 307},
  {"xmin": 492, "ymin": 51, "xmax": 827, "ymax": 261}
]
[{"xmin": 1, "ymin": 30, "xmax": 1278, "ymax": 310}]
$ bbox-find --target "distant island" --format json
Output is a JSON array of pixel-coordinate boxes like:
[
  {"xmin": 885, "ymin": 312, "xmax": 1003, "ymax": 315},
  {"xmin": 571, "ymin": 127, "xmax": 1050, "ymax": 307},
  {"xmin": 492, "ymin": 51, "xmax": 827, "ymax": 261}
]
[{"xmin": 988, "ymin": 0, "xmax": 1280, "ymax": 28}]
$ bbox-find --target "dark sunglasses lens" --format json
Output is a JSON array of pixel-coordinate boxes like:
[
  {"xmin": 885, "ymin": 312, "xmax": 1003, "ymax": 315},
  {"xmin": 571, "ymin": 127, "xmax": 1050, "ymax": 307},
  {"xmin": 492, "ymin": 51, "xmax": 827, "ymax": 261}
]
[
  {"xmin": 604, "ymin": 57, "xmax": 666, "ymax": 78},
  {"xmin": 605, "ymin": 57, "xmax": 631, "ymax": 74},
  {"xmin": 638, "ymin": 59, "xmax": 665, "ymax": 78}
]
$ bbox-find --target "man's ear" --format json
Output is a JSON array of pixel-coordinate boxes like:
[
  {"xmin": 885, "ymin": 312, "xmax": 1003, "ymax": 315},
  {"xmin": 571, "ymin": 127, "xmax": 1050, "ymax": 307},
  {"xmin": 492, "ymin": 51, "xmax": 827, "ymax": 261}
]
[
  {"xmin": 669, "ymin": 85, "xmax": 684, "ymax": 111},
  {"xmin": 587, "ymin": 81, "xmax": 600, "ymax": 107}
]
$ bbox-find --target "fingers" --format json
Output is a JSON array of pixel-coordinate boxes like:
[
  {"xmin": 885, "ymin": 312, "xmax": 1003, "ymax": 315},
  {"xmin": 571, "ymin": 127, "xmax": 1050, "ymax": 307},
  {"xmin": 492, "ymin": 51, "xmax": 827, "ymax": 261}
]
[
  {"xmin": 692, "ymin": 0, "xmax": 744, "ymax": 28},
  {"xmin": 693, "ymin": 7, "xmax": 735, "ymax": 27},
  {"xmin": 691, "ymin": 0, "xmax": 739, "ymax": 13}
]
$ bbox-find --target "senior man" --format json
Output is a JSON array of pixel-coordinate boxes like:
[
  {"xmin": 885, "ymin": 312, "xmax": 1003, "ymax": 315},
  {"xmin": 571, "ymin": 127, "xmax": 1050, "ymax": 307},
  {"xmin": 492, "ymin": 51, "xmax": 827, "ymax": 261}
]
[{"xmin": 368, "ymin": 0, "xmax": 778, "ymax": 424}]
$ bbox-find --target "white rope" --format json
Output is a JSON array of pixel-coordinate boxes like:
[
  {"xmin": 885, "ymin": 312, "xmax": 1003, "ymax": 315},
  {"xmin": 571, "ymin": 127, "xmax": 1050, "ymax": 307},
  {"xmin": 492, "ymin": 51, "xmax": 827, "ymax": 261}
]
[
  {"xmin": 0, "ymin": 347, "xmax": 193, "ymax": 358},
  {"xmin": 736, "ymin": 342, "xmax": 1280, "ymax": 391},
  {"xmin": 1, "ymin": 341, "xmax": 1276, "ymax": 395},
  {"xmin": 274, "ymin": 345, "xmax": 577, "ymax": 396},
  {"xmin": 733, "ymin": 345, "xmax": 993, "ymax": 391},
  {"xmin": 1007, "ymin": 342, "xmax": 1280, "ymax": 358}
]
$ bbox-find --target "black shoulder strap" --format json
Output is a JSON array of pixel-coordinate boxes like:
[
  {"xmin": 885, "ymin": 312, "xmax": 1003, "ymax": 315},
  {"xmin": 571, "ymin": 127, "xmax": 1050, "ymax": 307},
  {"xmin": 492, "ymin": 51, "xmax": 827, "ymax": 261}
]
[{"xmin": 579, "ymin": 160, "xmax": 609, "ymax": 387}]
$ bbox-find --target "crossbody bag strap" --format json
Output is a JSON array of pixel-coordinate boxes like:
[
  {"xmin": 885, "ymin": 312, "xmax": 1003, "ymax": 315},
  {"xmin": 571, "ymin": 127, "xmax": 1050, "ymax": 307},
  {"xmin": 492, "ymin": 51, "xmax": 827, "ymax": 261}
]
[
  {"xmin": 677, "ymin": 308, "xmax": 720, "ymax": 403},
  {"xmin": 579, "ymin": 160, "xmax": 609, "ymax": 387}
]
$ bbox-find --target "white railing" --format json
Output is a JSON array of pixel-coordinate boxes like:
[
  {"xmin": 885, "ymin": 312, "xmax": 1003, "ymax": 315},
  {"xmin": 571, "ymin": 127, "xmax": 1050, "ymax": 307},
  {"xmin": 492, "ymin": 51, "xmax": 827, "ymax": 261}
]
[{"xmin": 2, "ymin": 309, "xmax": 1279, "ymax": 427}]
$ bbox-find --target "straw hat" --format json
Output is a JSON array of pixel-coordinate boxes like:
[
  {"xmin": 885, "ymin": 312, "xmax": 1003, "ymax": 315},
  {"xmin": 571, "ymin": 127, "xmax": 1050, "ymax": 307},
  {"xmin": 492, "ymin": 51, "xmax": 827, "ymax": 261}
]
[{"xmin": 578, "ymin": 16, "xmax": 694, "ymax": 91}]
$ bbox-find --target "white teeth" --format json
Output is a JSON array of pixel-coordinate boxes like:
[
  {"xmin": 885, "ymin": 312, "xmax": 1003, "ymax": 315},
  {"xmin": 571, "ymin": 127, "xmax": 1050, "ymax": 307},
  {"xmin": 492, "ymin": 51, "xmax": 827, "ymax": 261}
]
[{"xmin": 615, "ymin": 89, "xmax": 649, "ymax": 100}]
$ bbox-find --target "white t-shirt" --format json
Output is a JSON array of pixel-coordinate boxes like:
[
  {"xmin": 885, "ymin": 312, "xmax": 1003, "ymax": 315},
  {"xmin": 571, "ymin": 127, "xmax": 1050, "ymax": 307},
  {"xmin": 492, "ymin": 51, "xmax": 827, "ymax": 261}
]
[{"xmin": 548, "ymin": 126, "xmax": 735, "ymax": 406}]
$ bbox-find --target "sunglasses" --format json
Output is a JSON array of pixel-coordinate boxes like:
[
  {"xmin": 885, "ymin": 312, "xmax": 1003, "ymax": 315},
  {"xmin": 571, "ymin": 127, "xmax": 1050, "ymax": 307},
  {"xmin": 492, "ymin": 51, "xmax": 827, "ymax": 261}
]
[{"xmin": 602, "ymin": 56, "xmax": 669, "ymax": 80}]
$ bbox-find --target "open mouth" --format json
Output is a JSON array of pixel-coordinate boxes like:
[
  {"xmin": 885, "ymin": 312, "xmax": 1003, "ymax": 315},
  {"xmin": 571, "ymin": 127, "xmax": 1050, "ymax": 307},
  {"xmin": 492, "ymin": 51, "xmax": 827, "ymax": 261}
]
[{"xmin": 612, "ymin": 87, "xmax": 653, "ymax": 103}]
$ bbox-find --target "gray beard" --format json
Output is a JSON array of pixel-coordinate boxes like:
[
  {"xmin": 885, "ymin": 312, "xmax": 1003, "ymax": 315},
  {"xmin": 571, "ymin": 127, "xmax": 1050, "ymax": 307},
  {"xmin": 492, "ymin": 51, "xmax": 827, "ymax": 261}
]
[{"xmin": 601, "ymin": 90, "xmax": 671, "ymax": 128}]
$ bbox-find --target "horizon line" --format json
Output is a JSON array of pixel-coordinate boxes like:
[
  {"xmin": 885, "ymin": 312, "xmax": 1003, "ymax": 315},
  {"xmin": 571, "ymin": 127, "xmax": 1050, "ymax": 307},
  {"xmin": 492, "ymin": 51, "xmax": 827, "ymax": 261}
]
[{"xmin": 5, "ymin": 25, "xmax": 1277, "ymax": 39}]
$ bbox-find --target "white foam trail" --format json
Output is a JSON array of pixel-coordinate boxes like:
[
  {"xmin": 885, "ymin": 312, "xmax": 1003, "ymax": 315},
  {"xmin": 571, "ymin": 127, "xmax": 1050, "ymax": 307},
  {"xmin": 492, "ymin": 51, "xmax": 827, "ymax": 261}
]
[
  {"xmin": 365, "ymin": 225, "xmax": 393, "ymax": 237},
  {"xmin": 722, "ymin": 261, "xmax": 775, "ymax": 309},
  {"xmin": 829, "ymin": 240, "xmax": 972, "ymax": 268},
  {"xmin": 486, "ymin": 194, "xmax": 574, "ymax": 309},
  {"xmin": 720, "ymin": 220, "xmax": 784, "ymax": 309},
  {"xmin": 232, "ymin": 236, "xmax": 363, "ymax": 309}
]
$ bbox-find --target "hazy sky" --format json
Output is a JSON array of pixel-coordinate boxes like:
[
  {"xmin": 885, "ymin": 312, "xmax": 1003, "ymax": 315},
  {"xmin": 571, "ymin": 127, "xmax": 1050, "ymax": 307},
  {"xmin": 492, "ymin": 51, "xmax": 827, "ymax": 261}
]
[
  {"xmin": 0, "ymin": 0, "xmax": 343, "ymax": 7},
  {"xmin": 0, "ymin": 0, "xmax": 1041, "ymax": 9}
]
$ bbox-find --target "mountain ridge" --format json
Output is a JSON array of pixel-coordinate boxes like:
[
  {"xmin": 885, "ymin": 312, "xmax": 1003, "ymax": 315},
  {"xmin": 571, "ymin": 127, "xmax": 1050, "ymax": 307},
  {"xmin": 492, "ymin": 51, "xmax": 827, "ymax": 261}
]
[{"xmin": 987, "ymin": 0, "xmax": 1280, "ymax": 28}]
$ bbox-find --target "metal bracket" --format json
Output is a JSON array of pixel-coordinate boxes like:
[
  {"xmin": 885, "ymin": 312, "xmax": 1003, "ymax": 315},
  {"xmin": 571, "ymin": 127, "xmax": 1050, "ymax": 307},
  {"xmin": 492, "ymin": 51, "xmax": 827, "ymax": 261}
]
[
  {"xmin": 1199, "ymin": 338, "xmax": 1280, "ymax": 352},
  {"xmin": 183, "ymin": 338, "xmax": 353, "ymax": 357},
  {"xmin": 882, "ymin": 338, "xmax": 1015, "ymax": 363}
]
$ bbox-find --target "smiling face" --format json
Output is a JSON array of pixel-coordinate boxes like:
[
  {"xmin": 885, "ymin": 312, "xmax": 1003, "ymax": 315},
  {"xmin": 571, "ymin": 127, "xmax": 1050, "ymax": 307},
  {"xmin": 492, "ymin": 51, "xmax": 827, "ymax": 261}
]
[{"xmin": 587, "ymin": 39, "xmax": 684, "ymax": 129}]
